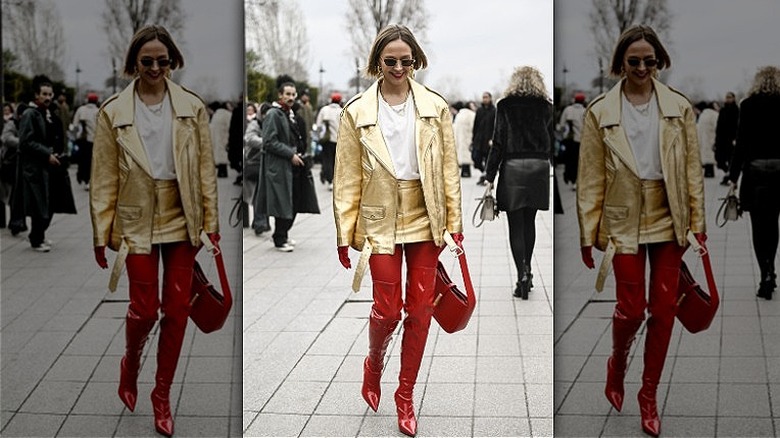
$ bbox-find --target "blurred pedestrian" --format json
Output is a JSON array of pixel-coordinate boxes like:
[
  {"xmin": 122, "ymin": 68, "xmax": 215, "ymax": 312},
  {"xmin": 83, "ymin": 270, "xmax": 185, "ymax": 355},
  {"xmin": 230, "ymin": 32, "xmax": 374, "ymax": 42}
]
[
  {"xmin": 18, "ymin": 75, "xmax": 76, "ymax": 252},
  {"xmin": 209, "ymin": 101, "xmax": 231, "ymax": 178},
  {"xmin": 333, "ymin": 24, "xmax": 463, "ymax": 437},
  {"xmin": 227, "ymin": 95, "xmax": 245, "ymax": 185},
  {"xmin": 558, "ymin": 92, "xmax": 586, "ymax": 187},
  {"xmin": 728, "ymin": 66, "xmax": 780, "ymax": 299},
  {"xmin": 72, "ymin": 92, "xmax": 100, "ymax": 188},
  {"xmin": 453, "ymin": 100, "xmax": 475, "ymax": 177},
  {"xmin": 696, "ymin": 101, "xmax": 718, "ymax": 178},
  {"xmin": 485, "ymin": 66, "xmax": 553, "ymax": 299},
  {"xmin": 715, "ymin": 91, "xmax": 739, "ymax": 185},
  {"xmin": 297, "ymin": 89, "xmax": 315, "ymax": 151},
  {"xmin": 90, "ymin": 24, "xmax": 220, "ymax": 437},
  {"xmin": 6, "ymin": 103, "xmax": 29, "ymax": 235},
  {"xmin": 315, "ymin": 92, "xmax": 342, "ymax": 190},
  {"xmin": 244, "ymin": 102, "xmax": 272, "ymax": 235},
  {"xmin": 577, "ymin": 25, "xmax": 706, "ymax": 437},
  {"xmin": 259, "ymin": 82, "xmax": 320, "ymax": 252},
  {"xmin": 472, "ymin": 90, "xmax": 495, "ymax": 185}
]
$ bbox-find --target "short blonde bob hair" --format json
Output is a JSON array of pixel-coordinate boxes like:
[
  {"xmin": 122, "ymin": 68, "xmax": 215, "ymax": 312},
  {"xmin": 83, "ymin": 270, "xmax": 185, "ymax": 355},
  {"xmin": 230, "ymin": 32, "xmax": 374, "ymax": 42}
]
[{"xmin": 363, "ymin": 24, "xmax": 428, "ymax": 78}]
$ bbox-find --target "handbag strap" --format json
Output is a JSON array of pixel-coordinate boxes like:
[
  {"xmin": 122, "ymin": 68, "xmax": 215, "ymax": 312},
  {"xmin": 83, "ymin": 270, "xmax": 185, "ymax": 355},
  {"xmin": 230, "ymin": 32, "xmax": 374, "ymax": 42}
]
[
  {"xmin": 200, "ymin": 232, "xmax": 233, "ymax": 307},
  {"xmin": 442, "ymin": 232, "xmax": 476, "ymax": 302},
  {"xmin": 686, "ymin": 232, "xmax": 719, "ymax": 304}
]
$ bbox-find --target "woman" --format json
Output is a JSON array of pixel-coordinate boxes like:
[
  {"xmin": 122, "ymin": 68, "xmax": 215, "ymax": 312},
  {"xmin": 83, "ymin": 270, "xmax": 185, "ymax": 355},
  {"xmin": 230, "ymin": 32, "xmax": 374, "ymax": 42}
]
[
  {"xmin": 90, "ymin": 25, "xmax": 219, "ymax": 437},
  {"xmin": 485, "ymin": 66, "xmax": 553, "ymax": 299},
  {"xmin": 333, "ymin": 24, "xmax": 463, "ymax": 437},
  {"xmin": 729, "ymin": 66, "xmax": 780, "ymax": 299},
  {"xmin": 577, "ymin": 25, "xmax": 706, "ymax": 437}
]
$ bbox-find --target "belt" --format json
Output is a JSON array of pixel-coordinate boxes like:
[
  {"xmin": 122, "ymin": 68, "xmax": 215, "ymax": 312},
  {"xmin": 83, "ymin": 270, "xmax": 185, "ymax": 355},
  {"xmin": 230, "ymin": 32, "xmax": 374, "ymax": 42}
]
[
  {"xmin": 595, "ymin": 238, "xmax": 616, "ymax": 293},
  {"xmin": 351, "ymin": 239, "xmax": 374, "ymax": 293},
  {"xmin": 108, "ymin": 238, "xmax": 130, "ymax": 293}
]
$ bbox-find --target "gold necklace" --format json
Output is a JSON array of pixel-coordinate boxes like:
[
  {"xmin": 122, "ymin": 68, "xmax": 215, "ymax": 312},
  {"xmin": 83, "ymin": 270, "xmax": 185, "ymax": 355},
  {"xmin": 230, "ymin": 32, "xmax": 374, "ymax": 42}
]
[{"xmin": 380, "ymin": 87, "xmax": 410, "ymax": 116}]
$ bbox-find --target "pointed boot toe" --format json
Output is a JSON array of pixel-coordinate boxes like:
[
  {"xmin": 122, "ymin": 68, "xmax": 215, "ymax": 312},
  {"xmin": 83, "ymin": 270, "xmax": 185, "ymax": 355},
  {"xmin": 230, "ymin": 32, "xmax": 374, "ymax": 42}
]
[
  {"xmin": 604, "ymin": 357, "xmax": 625, "ymax": 411},
  {"xmin": 361, "ymin": 357, "xmax": 382, "ymax": 411},
  {"xmin": 638, "ymin": 391, "xmax": 660, "ymax": 437},
  {"xmin": 118, "ymin": 356, "xmax": 138, "ymax": 411},
  {"xmin": 151, "ymin": 387, "xmax": 174, "ymax": 437},
  {"xmin": 395, "ymin": 391, "xmax": 417, "ymax": 437}
]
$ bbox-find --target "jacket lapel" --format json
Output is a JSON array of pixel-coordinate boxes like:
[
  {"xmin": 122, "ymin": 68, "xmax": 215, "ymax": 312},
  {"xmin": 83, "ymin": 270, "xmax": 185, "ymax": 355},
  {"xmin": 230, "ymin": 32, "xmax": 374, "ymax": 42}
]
[
  {"xmin": 654, "ymin": 79, "xmax": 683, "ymax": 174},
  {"xmin": 353, "ymin": 81, "xmax": 397, "ymax": 178},
  {"xmin": 410, "ymin": 80, "xmax": 438, "ymax": 184},
  {"xmin": 168, "ymin": 79, "xmax": 196, "ymax": 175},
  {"xmin": 112, "ymin": 80, "xmax": 153, "ymax": 176},
  {"xmin": 599, "ymin": 82, "xmax": 639, "ymax": 176}
]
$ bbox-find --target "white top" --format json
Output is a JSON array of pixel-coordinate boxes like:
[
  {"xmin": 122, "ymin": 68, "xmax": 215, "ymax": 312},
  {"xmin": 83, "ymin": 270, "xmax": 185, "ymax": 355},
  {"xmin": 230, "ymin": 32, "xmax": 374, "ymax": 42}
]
[
  {"xmin": 378, "ymin": 93, "xmax": 419, "ymax": 180},
  {"xmin": 621, "ymin": 91, "xmax": 662, "ymax": 180},
  {"xmin": 135, "ymin": 92, "xmax": 176, "ymax": 180},
  {"xmin": 72, "ymin": 103, "xmax": 99, "ymax": 142},
  {"xmin": 559, "ymin": 102, "xmax": 586, "ymax": 142}
]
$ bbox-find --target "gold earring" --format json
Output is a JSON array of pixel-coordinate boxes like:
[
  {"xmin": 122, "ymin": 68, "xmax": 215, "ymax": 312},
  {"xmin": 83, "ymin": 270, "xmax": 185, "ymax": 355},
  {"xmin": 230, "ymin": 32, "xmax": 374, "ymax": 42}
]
[{"xmin": 408, "ymin": 69, "xmax": 415, "ymax": 80}]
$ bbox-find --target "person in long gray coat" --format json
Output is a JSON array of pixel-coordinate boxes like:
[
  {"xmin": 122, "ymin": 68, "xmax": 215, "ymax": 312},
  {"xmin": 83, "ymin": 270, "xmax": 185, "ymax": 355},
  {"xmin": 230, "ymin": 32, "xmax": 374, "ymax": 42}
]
[{"xmin": 258, "ymin": 82, "xmax": 319, "ymax": 252}]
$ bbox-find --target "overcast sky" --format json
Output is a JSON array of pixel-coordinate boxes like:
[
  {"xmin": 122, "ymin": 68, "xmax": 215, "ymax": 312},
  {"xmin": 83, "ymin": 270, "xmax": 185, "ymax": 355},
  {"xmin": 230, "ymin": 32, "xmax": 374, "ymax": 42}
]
[
  {"xmin": 252, "ymin": 0, "xmax": 553, "ymax": 105},
  {"xmin": 49, "ymin": 0, "xmax": 243, "ymax": 102},
  {"xmin": 555, "ymin": 0, "xmax": 780, "ymax": 102}
]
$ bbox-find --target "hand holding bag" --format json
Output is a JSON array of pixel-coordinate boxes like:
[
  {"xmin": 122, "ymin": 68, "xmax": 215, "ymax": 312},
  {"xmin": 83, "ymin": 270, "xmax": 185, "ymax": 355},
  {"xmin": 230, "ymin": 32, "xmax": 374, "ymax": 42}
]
[
  {"xmin": 676, "ymin": 232, "xmax": 719, "ymax": 333},
  {"xmin": 715, "ymin": 185, "xmax": 741, "ymax": 227},
  {"xmin": 472, "ymin": 183, "xmax": 499, "ymax": 227},
  {"xmin": 190, "ymin": 232, "xmax": 233, "ymax": 333},
  {"xmin": 433, "ymin": 232, "xmax": 477, "ymax": 333}
]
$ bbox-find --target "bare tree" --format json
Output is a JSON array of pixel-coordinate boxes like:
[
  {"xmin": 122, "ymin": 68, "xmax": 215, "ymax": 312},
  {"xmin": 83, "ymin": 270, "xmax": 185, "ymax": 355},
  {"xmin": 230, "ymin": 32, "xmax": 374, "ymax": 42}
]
[
  {"xmin": 589, "ymin": 0, "xmax": 672, "ymax": 64},
  {"xmin": 101, "ymin": 0, "xmax": 186, "ymax": 68},
  {"xmin": 2, "ymin": 0, "xmax": 67, "ymax": 81},
  {"xmin": 345, "ymin": 0, "xmax": 429, "ymax": 73},
  {"xmin": 245, "ymin": 0, "xmax": 310, "ymax": 81}
]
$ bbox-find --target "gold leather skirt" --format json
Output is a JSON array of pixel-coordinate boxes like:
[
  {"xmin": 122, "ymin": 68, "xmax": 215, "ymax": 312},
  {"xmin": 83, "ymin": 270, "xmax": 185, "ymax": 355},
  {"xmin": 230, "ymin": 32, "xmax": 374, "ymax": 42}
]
[
  {"xmin": 638, "ymin": 179, "xmax": 675, "ymax": 245},
  {"xmin": 151, "ymin": 179, "xmax": 189, "ymax": 245},
  {"xmin": 395, "ymin": 180, "xmax": 433, "ymax": 244}
]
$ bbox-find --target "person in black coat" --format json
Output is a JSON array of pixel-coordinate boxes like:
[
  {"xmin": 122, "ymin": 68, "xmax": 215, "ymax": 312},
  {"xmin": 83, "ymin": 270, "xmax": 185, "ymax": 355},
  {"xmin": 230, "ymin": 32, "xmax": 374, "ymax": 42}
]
[
  {"xmin": 472, "ymin": 91, "xmax": 496, "ymax": 184},
  {"xmin": 227, "ymin": 96, "xmax": 245, "ymax": 185},
  {"xmin": 715, "ymin": 91, "xmax": 739, "ymax": 185},
  {"xmin": 729, "ymin": 66, "xmax": 780, "ymax": 299},
  {"xmin": 485, "ymin": 66, "xmax": 553, "ymax": 299}
]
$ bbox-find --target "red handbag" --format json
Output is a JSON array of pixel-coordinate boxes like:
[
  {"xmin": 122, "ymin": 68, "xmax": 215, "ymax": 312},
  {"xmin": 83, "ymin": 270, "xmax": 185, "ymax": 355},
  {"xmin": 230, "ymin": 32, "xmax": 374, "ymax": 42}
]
[
  {"xmin": 190, "ymin": 241, "xmax": 232, "ymax": 333},
  {"xmin": 433, "ymin": 242, "xmax": 476, "ymax": 334},
  {"xmin": 676, "ymin": 238, "xmax": 719, "ymax": 333}
]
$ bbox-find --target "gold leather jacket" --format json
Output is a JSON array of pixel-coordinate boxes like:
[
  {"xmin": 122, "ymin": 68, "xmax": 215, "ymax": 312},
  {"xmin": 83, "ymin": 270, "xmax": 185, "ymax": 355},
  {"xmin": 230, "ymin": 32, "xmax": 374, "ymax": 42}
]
[
  {"xmin": 577, "ymin": 79, "xmax": 706, "ymax": 253},
  {"xmin": 333, "ymin": 79, "xmax": 463, "ymax": 254},
  {"xmin": 90, "ymin": 79, "xmax": 219, "ymax": 254}
]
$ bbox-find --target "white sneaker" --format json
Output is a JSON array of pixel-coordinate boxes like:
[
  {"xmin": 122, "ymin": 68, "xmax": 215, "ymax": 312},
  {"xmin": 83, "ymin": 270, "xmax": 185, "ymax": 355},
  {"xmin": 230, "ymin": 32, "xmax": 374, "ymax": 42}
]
[
  {"xmin": 327, "ymin": 183, "xmax": 333, "ymax": 191},
  {"xmin": 32, "ymin": 243, "xmax": 51, "ymax": 252},
  {"xmin": 286, "ymin": 239, "xmax": 297, "ymax": 246},
  {"xmin": 275, "ymin": 243, "xmax": 294, "ymax": 252}
]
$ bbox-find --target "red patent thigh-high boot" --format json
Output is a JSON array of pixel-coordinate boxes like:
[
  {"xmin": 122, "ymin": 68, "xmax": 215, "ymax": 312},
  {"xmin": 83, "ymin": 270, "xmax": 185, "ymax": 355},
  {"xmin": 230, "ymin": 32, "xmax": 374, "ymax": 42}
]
[
  {"xmin": 363, "ymin": 246, "xmax": 404, "ymax": 412},
  {"xmin": 638, "ymin": 242, "xmax": 684, "ymax": 437},
  {"xmin": 606, "ymin": 249, "xmax": 647, "ymax": 412},
  {"xmin": 120, "ymin": 249, "xmax": 161, "ymax": 412},
  {"xmin": 395, "ymin": 241, "xmax": 440, "ymax": 437},
  {"xmin": 151, "ymin": 242, "xmax": 198, "ymax": 437}
]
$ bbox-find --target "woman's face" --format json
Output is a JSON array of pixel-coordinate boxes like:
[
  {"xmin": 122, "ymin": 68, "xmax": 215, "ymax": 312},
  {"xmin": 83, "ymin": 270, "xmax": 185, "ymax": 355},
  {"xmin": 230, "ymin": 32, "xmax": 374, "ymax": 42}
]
[
  {"xmin": 136, "ymin": 38, "xmax": 170, "ymax": 88},
  {"xmin": 378, "ymin": 38, "xmax": 414, "ymax": 88},
  {"xmin": 3, "ymin": 105, "xmax": 13, "ymax": 120},
  {"xmin": 622, "ymin": 38, "xmax": 656, "ymax": 89}
]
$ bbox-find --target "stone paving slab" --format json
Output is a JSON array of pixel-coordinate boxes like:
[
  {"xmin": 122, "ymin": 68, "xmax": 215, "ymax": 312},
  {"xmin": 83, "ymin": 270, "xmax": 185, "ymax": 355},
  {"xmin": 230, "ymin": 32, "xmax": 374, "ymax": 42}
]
[
  {"xmin": 243, "ymin": 168, "xmax": 554, "ymax": 437},
  {"xmin": 1, "ymin": 167, "xmax": 242, "ymax": 437},
  {"xmin": 554, "ymin": 166, "xmax": 780, "ymax": 436}
]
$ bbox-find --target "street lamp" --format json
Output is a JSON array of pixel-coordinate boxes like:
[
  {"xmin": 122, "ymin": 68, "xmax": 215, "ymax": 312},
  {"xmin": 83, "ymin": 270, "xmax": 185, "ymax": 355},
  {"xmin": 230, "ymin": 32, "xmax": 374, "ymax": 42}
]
[
  {"xmin": 75, "ymin": 64, "xmax": 82, "ymax": 102},
  {"xmin": 319, "ymin": 63, "xmax": 325, "ymax": 106}
]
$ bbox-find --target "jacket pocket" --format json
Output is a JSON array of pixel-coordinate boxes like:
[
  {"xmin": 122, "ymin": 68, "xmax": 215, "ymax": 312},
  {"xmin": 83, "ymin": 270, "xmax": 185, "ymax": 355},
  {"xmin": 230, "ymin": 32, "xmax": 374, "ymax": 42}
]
[
  {"xmin": 117, "ymin": 205, "xmax": 142, "ymax": 221},
  {"xmin": 604, "ymin": 205, "xmax": 628, "ymax": 220},
  {"xmin": 361, "ymin": 205, "xmax": 385, "ymax": 221}
]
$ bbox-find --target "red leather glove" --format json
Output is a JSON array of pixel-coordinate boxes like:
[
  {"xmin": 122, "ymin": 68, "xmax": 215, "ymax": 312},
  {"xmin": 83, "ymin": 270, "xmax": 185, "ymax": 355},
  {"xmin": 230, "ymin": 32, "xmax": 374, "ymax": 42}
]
[
  {"xmin": 94, "ymin": 246, "xmax": 108, "ymax": 269},
  {"xmin": 208, "ymin": 232, "xmax": 221, "ymax": 247},
  {"xmin": 581, "ymin": 246, "xmax": 595, "ymax": 269},
  {"xmin": 338, "ymin": 246, "xmax": 351, "ymax": 269},
  {"xmin": 451, "ymin": 232, "xmax": 464, "ymax": 247}
]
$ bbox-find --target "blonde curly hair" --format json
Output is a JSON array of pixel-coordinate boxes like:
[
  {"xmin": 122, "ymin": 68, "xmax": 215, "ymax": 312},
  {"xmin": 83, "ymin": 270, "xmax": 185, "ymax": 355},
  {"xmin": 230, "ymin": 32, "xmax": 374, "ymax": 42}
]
[
  {"xmin": 505, "ymin": 66, "xmax": 549, "ymax": 100},
  {"xmin": 749, "ymin": 66, "xmax": 780, "ymax": 96}
]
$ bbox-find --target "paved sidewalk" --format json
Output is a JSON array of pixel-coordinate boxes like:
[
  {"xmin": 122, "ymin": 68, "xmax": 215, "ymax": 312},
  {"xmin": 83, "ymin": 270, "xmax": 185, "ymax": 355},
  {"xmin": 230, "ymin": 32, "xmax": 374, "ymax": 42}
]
[
  {"xmin": 554, "ymin": 166, "xmax": 780, "ymax": 437},
  {"xmin": 242, "ymin": 167, "xmax": 554, "ymax": 437},
  {"xmin": 0, "ymin": 168, "xmax": 243, "ymax": 437}
]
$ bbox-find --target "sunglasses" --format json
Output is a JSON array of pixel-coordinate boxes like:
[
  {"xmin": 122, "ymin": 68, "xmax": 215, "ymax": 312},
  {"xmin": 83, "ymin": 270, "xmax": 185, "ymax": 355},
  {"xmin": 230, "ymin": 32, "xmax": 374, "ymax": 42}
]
[
  {"xmin": 382, "ymin": 58, "xmax": 415, "ymax": 68},
  {"xmin": 626, "ymin": 58, "xmax": 658, "ymax": 68},
  {"xmin": 139, "ymin": 57, "xmax": 171, "ymax": 68}
]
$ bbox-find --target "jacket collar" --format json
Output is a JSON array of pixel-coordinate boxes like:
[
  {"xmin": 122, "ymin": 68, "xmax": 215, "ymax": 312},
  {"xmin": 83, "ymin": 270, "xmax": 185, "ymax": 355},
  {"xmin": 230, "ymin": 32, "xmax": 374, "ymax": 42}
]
[
  {"xmin": 112, "ymin": 78, "xmax": 195, "ymax": 128},
  {"xmin": 598, "ymin": 78, "xmax": 682, "ymax": 128},
  {"xmin": 352, "ymin": 78, "xmax": 439, "ymax": 128}
]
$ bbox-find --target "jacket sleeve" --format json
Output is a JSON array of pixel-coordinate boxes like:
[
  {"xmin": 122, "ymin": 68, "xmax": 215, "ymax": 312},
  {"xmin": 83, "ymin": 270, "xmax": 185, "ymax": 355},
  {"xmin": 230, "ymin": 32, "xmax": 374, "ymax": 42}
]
[
  {"xmin": 576, "ymin": 107, "xmax": 606, "ymax": 248},
  {"xmin": 89, "ymin": 109, "xmax": 119, "ymax": 248},
  {"xmin": 332, "ymin": 109, "xmax": 362, "ymax": 247},
  {"xmin": 485, "ymin": 105, "xmax": 504, "ymax": 183},
  {"xmin": 18, "ymin": 110, "xmax": 52, "ymax": 162},
  {"xmin": 197, "ymin": 105, "xmax": 220, "ymax": 233},
  {"xmin": 683, "ymin": 105, "xmax": 706, "ymax": 234},
  {"xmin": 730, "ymin": 100, "xmax": 750, "ymax": 184},
  {"xmin": 440, "ymin": 105, "xmax": 463, "ymax": 234},
  {"xmin": 2, "ymin": 120, "xmax": 19, "ymax": 149},
  {"xmin": 244, "ymin": 119, "xmax": 262, "ymax": 150}
]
